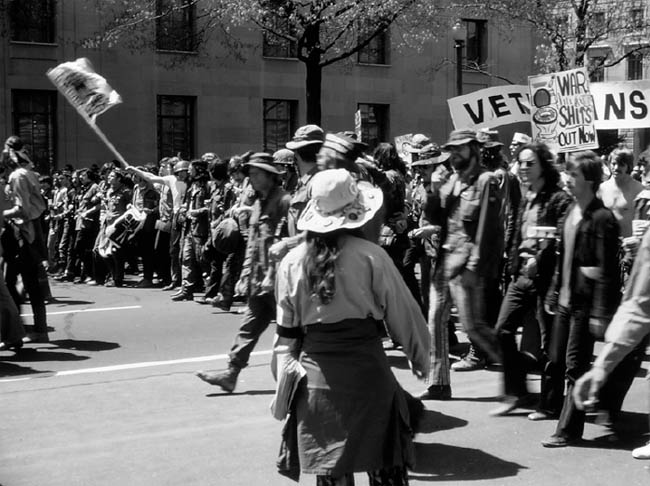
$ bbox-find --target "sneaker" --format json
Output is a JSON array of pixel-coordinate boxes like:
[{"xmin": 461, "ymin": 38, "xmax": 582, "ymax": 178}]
[
  {"xmin": 528, "ymin": 411, "xmax": 558, "ymax": 421},
  {"xmin": 632, "ymin": 442, "xmax": 650, "ymax": 460},
  {"xmin": 0, "ymin": 340, "xmax": 24, "ymax": 351},
  {"xmin": 490, "ymin": 394, "xmax": 534, "ymax": 416},
  {"xmin": 541, "ymin": 435, "xmax": 579, "ymax": 448},
  {"xmin": 134, "ymin": 278, "xmax": 154, "ymax": 288},
  {"xmin": 451, "ymin": 355, "xmax": 486, "ymax": 371},
  {"xmin": 23, "ymin": 332, "xmax": 50, "ymax": 344},
  {"xmin": 418, "ymin": 385, "xmax": 452, "ymax": 400},
  {"xmin": 451, "ymin": 345, "xmax": 487, "ymax": 371},
  {"xmin": 171, "ymin": 291, "xmax": 193, "ymax": 301},
  {"xmin": 211, "ymin": 295, "xmax": 231, "ymax": 312},
  {"xmin": 162, "ymin": 283, "xmax": 179, "ymax": 291}
]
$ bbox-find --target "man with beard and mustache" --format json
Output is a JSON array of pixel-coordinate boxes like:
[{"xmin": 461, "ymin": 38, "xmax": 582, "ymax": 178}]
[{"xmin": 419, "ymin": 129, "xmax": 502, "ymax": 400}]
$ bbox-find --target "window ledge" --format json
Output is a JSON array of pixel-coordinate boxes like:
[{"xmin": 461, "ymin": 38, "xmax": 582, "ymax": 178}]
[
  {"xmin": 10, "ymin": 41, "xmax": 58, "ymax": 47},
  {"xmin": 262, "ymin": 55, "xmax": 299, "ymax": 61},
  {"xmin": 357, "ymin": 62, "xmax": 391, "ymax": 68},
  {"xmin": 156, "ymin": 49, "xmax": 198, "ymax": 55}
]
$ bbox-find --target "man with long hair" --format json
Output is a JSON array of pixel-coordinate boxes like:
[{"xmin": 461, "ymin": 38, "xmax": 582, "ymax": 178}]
[
  {"xmin": 196, "ymin": 154, "xmax": 291, "ymax": 392},
  {"xmin": 490, "ymin": 143, "xmax": 572, "ymax": 416}
]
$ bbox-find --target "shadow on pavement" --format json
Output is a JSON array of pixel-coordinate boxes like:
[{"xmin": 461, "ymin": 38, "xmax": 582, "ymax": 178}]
[
  {"xmin": 0, "ymin": 361, "xmax": 49, "ymax": 378},
  {"xmin": 52, "ymin": 339, "xmax": 120, "ymax": 352},
  {"xmin": 47, "ymin": 298, "xmax": 95, "ymax": 306},
  {"xmin": 409, "ymin": 442, "xmax": 526, "ymax": 481},
  {"xmin": 417, "ymin": 410, "xmax": 468, "ymax": 434},
  {"xmin": 450, "ymin": 396, "xmax": 502, "ymax": 403},
  {"xmin": 574, "ymin": 411, "xmax": 649, "ymax": 451},
  {"xmin": 206, "ymin": 389, "xmax": 276, "ymax": 398},
  {"xmin": 386, "ymin": 354, "xmax": 411, "ymax": 370},
  {"xmin": 2, "ymin": 348, "xmax": 90, "ymax": 362}
]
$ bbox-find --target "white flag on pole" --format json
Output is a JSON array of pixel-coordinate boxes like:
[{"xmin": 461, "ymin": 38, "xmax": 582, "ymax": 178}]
[{"xmin": 47, "ymin": 58, "xmax": 122, "ymax": 123}]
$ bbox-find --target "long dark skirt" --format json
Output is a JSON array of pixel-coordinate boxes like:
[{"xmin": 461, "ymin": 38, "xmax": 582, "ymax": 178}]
[{"xmin": 278, "ymin": 318, "xmax": 415, "ymax": 480}]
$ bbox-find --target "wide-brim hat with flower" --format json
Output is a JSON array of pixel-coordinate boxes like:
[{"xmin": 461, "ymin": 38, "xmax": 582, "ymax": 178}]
[
  {"xmin": 297, "ymin": 169, "xmax": 383, "ymax": 233},
  {"xmin": 411, "ymin": 143, "xmax": 451, "ymax": 167}
]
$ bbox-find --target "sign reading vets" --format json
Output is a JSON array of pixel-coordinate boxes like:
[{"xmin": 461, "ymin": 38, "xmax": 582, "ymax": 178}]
[
  {"xmin": 447, "ymin": 85, "xmax": 531, "ymax": 130},
  {"xmin": 528, "ymin": 67, "xmax": 598, "ymax": 152}
]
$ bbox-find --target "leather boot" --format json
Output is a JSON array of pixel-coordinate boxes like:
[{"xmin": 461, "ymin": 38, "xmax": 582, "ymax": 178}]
[{"xmin": 195, "ymin": 365, "xmax": 240, "ymax": 392}]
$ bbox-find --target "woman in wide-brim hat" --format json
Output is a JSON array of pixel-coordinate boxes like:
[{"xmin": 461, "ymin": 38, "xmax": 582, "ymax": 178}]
[{"xmin": 273, "ymin": 169, "xmax": 429, "ymax": 485}]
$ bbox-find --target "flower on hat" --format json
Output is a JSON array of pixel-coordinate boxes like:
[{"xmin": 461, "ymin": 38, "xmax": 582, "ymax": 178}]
[{"xmin": 297, "ymin": 169, "xmax": 383, "ymax": 233}]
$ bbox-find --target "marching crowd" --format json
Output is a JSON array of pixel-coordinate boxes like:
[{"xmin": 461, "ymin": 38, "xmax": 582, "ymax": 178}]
[{"xmin": 2, "ymin": 122, "xmax": 650, "ymax": 484}]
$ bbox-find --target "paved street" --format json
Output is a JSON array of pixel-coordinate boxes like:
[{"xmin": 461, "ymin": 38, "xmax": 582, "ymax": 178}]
[{"xmin": 1, "ymin": 279, "xmax": 649, "ymax": 486}]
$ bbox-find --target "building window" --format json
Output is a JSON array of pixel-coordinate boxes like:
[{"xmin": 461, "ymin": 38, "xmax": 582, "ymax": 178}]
[
  {"xmin": 628, "ymin": 51, "xmax": 644, "ymax": 80},
  {"xmin": 156, "ymin": 0, "xmax": 196, "ymax": 52},
  {"xmin": 591, "ymin": 12, "xmax": 606, "ymax": 36},
  {"xmin": 631, "ymin": 8, "xmax": 645, "ymax": 29},
  {"xmin": 157, "ymin": 95, "xmax": 195, "ymax": 161},
  {"xmin": 358, "ymin": 28, "xmax": 389, "ymax": 65},
  {"xmin": 589, "ymin": 56, "xmax": 606, "ymax": 82},
  {"xmin": 263, "ymin": 99, "xmax": 298, "ymax": 152},
  {"xmin": 464, "ymin": 19, "xmax": 487, "ymax": 66},
  {"xmin": 12, "ymin": 90, "xmax": 57, "ymax": 174},
  {"xmin": 357, "ymin": 103, "xmax": 389, "ymax": 150},
  {"xmin": 262, "ymin": 15, "xmax": 297, "ymax": 58},
  {"xmin": 9, "ymin": 0, "xmax": 56, "ymax": 43}
]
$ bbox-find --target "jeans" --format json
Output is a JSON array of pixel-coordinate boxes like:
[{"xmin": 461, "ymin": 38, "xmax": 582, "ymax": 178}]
[
  {"xmin": 496, "ymin": 275, "xmax": 553, "ymax": 398},
  {"xmin": 428, "ymin": 263, "xmax": 452, "ymax": 386},
  {"xmin": 538, "ymin": 306, "xmax": 570, "ymax": 416},
  {"xmin": 170, "ymin": 223, "xmax": 183, "ymax": 286},
  {"xmin": 228, "ymin": 294, "xmax": 276, "ymax": 369},
  {"xmin": 204, "ymin": 247, "xmax": 228, "ymax": 299},
  {"xmin": 181, "ymin": 234, "xmax": 207, "ymax": 292},
  {"xmin": 0, "ymin": 271, "xmax": 26, "ymax": 344},
  {"xmin": 449, "ymin": 269, "xmax": 501, "ymax": 364},
  {"xmin": 4, "ymin": 228, "xmax": 48, "ymax": 334},
  {"xmin": 154, "ymin": 230, "xmax": 171, "ymax": 285}
]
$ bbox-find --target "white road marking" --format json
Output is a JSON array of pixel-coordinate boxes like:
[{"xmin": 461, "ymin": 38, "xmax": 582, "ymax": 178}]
[
  {"xmin": 0, "ymin": 349, "xmax": 273, "ymax": 382},
  {"xmin": 21, "ymin": 305, "xmax": 142, "ymax": 317}
]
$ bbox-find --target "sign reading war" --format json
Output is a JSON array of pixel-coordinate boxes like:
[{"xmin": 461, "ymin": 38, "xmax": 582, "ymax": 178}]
[{"xmin": 528, "ymin": 67, "xmax": 598, "ymax": 152}]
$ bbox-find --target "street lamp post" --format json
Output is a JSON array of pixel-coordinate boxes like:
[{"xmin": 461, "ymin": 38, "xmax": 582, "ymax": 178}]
[{"xmin": 452, "ymin": 20, "xmax": 468, "ymax": 96}]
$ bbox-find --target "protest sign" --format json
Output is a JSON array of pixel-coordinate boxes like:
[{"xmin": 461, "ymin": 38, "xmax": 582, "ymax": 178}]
[
  {"xmin": 47, "ymin": 58, "xmax": 127, "ymax": 165},
  {"xmin": 394, "ymin": 134, "xmax": 414, "ymax": 164},
  {"xmin": 448, "ymin": 85, "xmax": 531, "ymax": 129},
  {"xmin": 591, "ymin": 79, "xmax": 650, "ymax": 129},
  {"xmin": 529, "ymin": 67, "xmax": 598, "ymax": 152},
  {"xmin": 47, "ymin": 58, "xmax": 122, "ymax": 122},
  {"xmin": 354, "ymin": 109, "xmax": 363, "ymax": 142}
]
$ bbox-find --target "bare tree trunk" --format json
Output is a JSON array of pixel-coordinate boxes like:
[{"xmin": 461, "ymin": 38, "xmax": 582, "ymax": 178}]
[{"xmin": 305, "ymin": 59, "xmax": 322, "ymax": 125}]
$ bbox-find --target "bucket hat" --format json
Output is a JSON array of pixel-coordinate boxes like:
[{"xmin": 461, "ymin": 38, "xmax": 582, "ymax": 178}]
[
  {"xmin": 297, "ymin": 169, "xmax": 383, "ymax": 233},
  {"xmin": 273, "ymin": 148, "xmax": 295, "ymax": 166},
  {"xmin": 286, "ymin": 125, "xmax": 325, "ymax": 150},
  {"xmin": 244, "ymin": 152, "xmax": 285, "ymax": 175},
  {"xmin": 403, "ymin": 133, "xmax": 432, "ymax": 153},
  {"xmin": 442, "ymin": 129, "xmax": 479, "ymax": 149}
]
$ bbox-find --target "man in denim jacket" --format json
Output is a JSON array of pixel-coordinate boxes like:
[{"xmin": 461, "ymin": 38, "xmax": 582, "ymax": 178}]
[{"xmin": 420, "ymin": 129, "xmax": 502, "ymax": 400}]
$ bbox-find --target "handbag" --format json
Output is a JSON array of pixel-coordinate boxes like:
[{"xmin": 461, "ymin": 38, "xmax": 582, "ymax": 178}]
[{"xmin": 211, "ymin": 217, "xmax": 242, "ymax": 255}]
